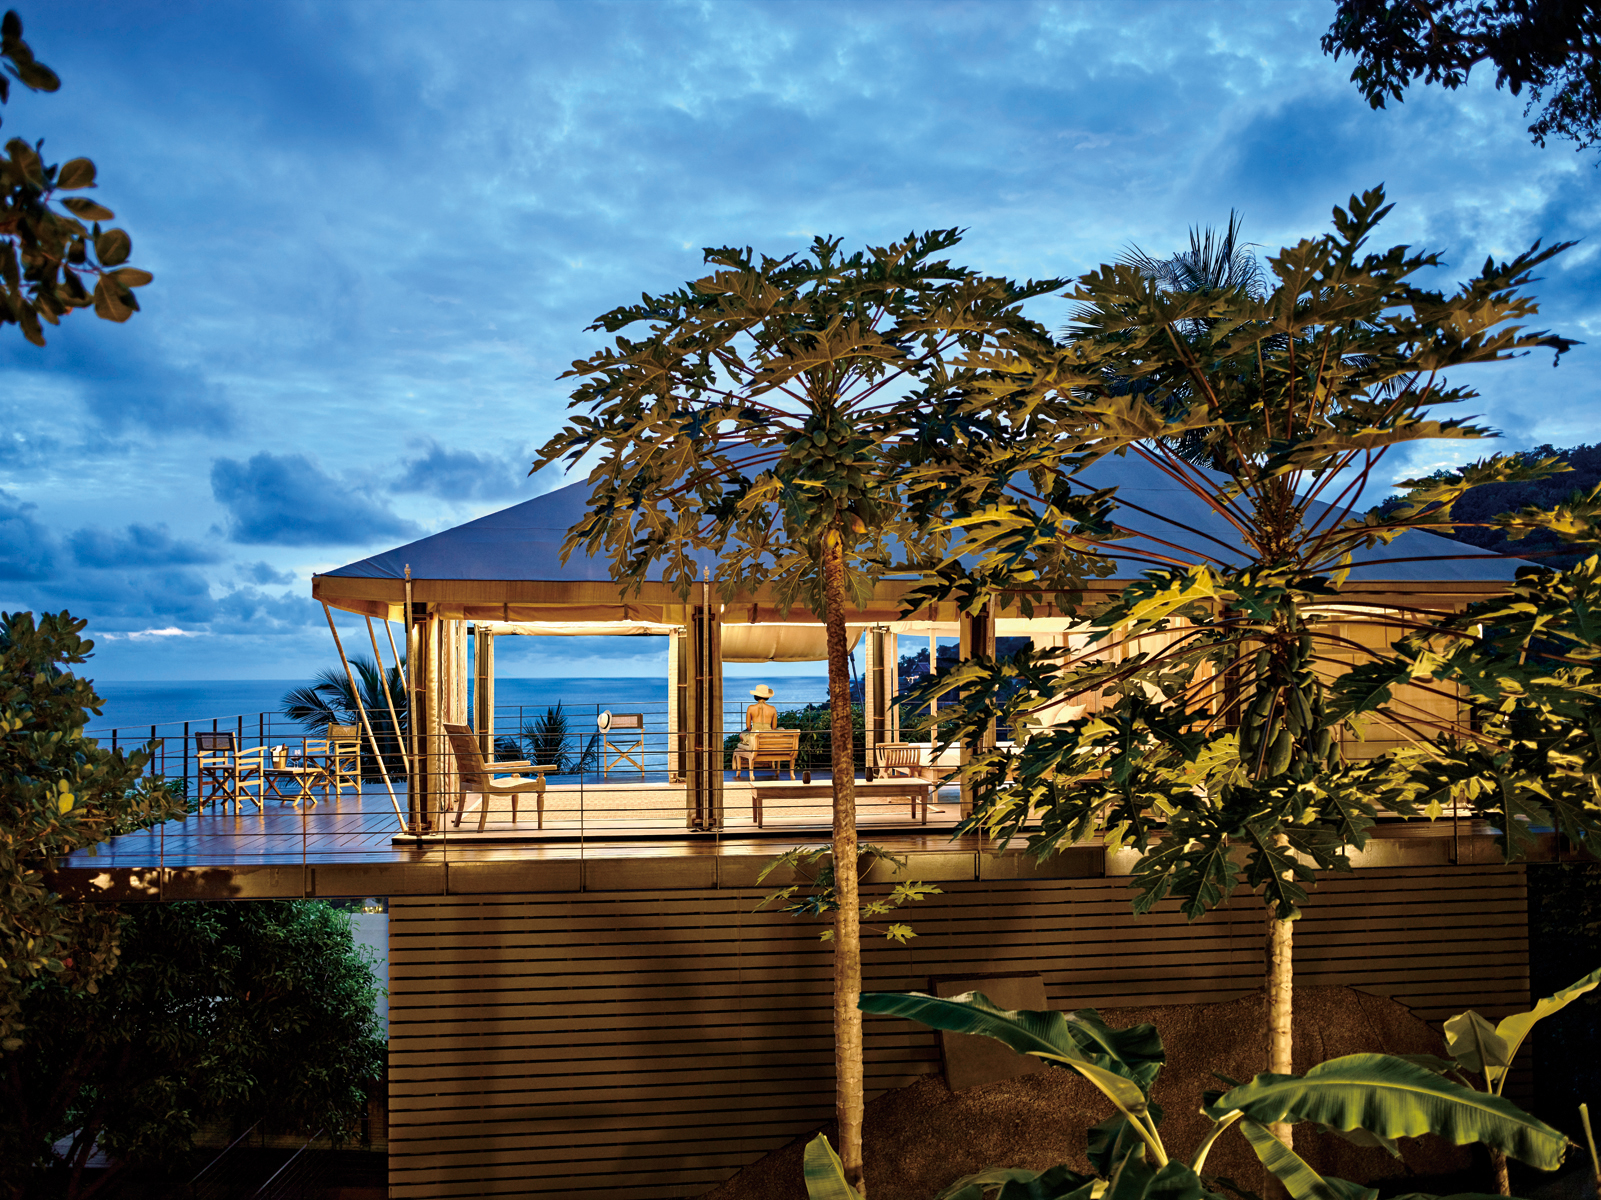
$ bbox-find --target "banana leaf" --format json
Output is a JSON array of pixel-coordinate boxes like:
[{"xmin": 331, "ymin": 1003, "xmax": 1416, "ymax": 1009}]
[
  {"xmin": 1102, "ymin": 1152, "xmax": 1215, "ymax": 1200},
  {"xmin": 1239, "ymin": 1119, "xmax": 1378, "ymax": 1200},
  {"xmin": 802, "ymin": 1134, "xmax": 858, "ymax": 1200},
  {"xmin": 1205, "ymin": 1054, "xmax": 1568, "ymax": 1170},
  {"xmin": 1489, "ymin": 965, "xmax": 1601, "ymax": 1089},
  {"xmin": 860, "ymin": 991, "xmax": 1163, "ymax": 1097},
  {"xmin": 1443, "ymin": 1011, "xmax": 1510, "ymax": 1078},
  {"xmin": 933, "ymin": 1164, "xmax": 1100, "ymax": 1200}
]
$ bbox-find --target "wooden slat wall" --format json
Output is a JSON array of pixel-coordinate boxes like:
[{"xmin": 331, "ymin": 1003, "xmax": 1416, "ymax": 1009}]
[{"xmin": 389, "ymin": 864, "xmax": 1527, "ymax": 1200}]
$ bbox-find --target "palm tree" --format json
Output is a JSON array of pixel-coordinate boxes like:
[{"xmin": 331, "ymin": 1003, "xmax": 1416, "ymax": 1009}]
[{"xmin": 282, "ymin": 656, "xmax": 407, "ymax": 780}]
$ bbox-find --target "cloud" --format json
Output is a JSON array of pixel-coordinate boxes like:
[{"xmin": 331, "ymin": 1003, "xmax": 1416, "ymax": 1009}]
[
  {"xmin": 239, "ymin": 560, "xmax": 297, "ymax": 586},
  {"xmin": 69, "ymin": 524, "xmax": 222, "ymax": 569},
  {"xmin": 390, "ymin": 439, "xmax": 533, "ymax": 501},
  {"xmin": 0, "ymin": 492, "xmax": 58, "ymax": 582},
  {"xmin": 210, "ymin": 452, "xmax": 420, "ymax": 546}
]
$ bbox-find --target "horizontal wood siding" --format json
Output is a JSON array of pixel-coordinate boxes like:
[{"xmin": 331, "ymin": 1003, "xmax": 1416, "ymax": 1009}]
[{"xmin": 389, "ymin": 864, "xmax": 1527, "ymax": 1200}]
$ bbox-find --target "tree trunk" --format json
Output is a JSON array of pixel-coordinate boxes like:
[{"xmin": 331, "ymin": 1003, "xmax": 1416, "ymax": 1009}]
[
  {"xmin": 1491, "ymin": 1147, "xmax": 1510, "ymax": 1196},
  {"xmin": 1266, "ymin": 906, "xmax": 1294, "ymax": 1153},
  {"xmin": 820, "ymin": 527, "xmax": 866, "ymax": 1196}
]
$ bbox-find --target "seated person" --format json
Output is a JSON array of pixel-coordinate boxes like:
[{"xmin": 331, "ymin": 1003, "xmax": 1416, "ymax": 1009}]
[{"xmin": 736, "ymin": 684, "xmax": 778, "ymax": 750}]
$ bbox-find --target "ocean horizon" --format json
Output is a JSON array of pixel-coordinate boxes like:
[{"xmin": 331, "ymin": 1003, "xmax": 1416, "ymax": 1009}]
[{"xmin": 87, "ymin": 675, "xmax": 835, "ymax": 740}]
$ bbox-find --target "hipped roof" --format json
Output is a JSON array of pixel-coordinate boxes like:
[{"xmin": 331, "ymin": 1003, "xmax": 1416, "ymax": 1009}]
[{"xmin": 312, "ymin": 456, "xmax": 1526, "ymax": 622}]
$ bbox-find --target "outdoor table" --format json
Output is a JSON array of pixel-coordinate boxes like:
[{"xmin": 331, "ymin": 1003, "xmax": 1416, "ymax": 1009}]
[{"xmin": 748, "ymin": 778, "xmax": 934, "ymax": 827}]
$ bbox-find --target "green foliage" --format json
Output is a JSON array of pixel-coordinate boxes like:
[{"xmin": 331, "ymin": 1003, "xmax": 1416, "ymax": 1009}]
[
  {"xmin": 816, "ymin": 989, "xmax": 1571, "ymax": 1200},
  {"xmin": 282, "ymin": 655, "xmax": 407, "ymax": 780},
  {"xmin": 1375, "ymin": 444, "xmax": 1601, "ymax": 570},
  {"xmin": 1332, "ymin": 555, "xmax": 1601, "ymax": 862},
  {"xmin": 0, "ymin": 11, "xmax": 151, "ymax": 345},
  {"xmin": 756, "ymin": 845, "xmax": 941, "ymax": 943},
  {"xmin": 1436, "ymin": 966, "xmax": 1601, "ymax": 1096},
  {"xmin": 0, "ymin": 611, "xmax": 188, "ymax": 1049},
  {"xmin": 1321, "ymin": 1, "xmax": 1601, "ymax": 151},
  {"xmin": 0, "ymin": 899, "xmax": 386, "ymax": 1200},
  {"xmin": 901, "ymin": 188, "xmax": 1592, "ymax": 921}
]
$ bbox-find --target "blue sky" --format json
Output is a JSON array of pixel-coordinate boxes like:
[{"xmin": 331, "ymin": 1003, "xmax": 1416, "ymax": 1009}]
[{"xmin": 1, "ymin": 0, "xmax": 1597, "ymax": 681}]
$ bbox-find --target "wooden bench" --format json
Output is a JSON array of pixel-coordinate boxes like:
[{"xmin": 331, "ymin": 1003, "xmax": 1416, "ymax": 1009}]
[
  {"xmin": 749, "ymin": 778, "xmax": 934, "ymax": 827},
  {"xmin": 731, "ymin": 729, "xmax": 800, "ymax": 781}
]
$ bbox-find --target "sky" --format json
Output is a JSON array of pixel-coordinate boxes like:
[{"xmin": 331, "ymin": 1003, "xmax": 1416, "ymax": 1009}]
[{"xmin": 1, "ymin": 0, "xmax": 1597, "ymax": 681}]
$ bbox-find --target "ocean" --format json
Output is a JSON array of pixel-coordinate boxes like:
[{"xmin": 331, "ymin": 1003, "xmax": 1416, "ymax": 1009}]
[{"xmin": 87, "ymin": 676, "xmax": 835, "ymax": 742}]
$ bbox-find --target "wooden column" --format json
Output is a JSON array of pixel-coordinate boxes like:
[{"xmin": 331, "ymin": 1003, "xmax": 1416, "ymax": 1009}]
[
  {"xmin": 864, "ymin": 627, "xmax": 892, "ymax": 771},
  {"xmin": 407, "ymin": 608, "xmax": 433, "ymax": 833},
  {"xmin": 475, "ymin": 626, "xmax": 495, "ymax": 759},
  {"xmin": 667, "ymin": 628, "xmax": 685, "ymax": 783},
  {"xmin": 685, "ymin": 590, "xmax": 723, "ymax": 830},
  {"xmin": 958, "ymin": 603, "xmax": 996, "ymax": 818}
]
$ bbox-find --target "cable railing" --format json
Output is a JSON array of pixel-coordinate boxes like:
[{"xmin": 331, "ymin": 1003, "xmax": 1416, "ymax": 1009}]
[{"xmin": 66, "ymin": 697, "xmax": 971, "ymax": 878}]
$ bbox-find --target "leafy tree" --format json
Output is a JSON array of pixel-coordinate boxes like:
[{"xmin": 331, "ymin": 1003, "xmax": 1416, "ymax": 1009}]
[
  {"xmin": 904, "ymin": 187, "xmax": 1594, "ymax": 1152},
  {"xmin": 537, "ymin": 230, "xmax": 1061, "ymax": 1195},
  {"xmin": 1322, "ymin": 0, "xmax": 1601, "ymax": 152},
  {"xmin": 282, "ymin": 655, "xmax": 407, "ymax": 780},
  {"xmin": 0, "ymin": 899, "xmax": 386, "ymax": 1200},
  {"xmin": 0, "ymin": 611, "xmax": 187, "ymax": 1049},
  {"xmin": 0, "ymin": 10, "xmax": 151, "ymax": 345}
]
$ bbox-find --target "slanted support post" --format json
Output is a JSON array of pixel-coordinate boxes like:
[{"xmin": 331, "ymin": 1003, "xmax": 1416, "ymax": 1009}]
[{"xmin": 958, "ymin": 602, "xmax": 996, "ymax": 818}]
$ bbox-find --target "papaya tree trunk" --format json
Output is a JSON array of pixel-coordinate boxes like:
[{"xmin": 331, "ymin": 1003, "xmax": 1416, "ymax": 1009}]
[
  {"xmin": 1266, "ymin": 904, "xmax": 1294, "ymax": 1152},
  {"xmin": 821, "ymin": 526, "xmax": 866, "ymax": 1196}
]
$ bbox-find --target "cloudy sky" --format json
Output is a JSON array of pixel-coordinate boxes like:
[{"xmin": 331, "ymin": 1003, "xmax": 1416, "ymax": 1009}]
[{"xmin": 1, "ymin": 0, "xmax": 1596, "ymax": 680}]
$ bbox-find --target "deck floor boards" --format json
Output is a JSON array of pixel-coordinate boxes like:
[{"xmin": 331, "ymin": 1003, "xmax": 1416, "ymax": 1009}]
[{"xmin": 63, "ymin": 775, "xmax": 969, "ymax": 869}]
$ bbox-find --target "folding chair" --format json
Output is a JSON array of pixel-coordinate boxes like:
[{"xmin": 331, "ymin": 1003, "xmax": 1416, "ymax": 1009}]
[
  {"xmin": 599, "ymin": 711, "xmax": 645, "ymax": 779},
  {"xmin": 327, "ymin": 723, "xmax": 361, "ymax": 796},
  {"xmin": 194, "ymin": 731, "xmax": 263, "ymax": 812}
]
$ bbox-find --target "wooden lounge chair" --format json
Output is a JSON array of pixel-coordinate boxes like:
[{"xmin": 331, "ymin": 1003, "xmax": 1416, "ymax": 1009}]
[
  {"xmin": 444, "ymin": 722, "xmax": 555, "ymax": 832},
  {"xmin": 731, "ymin": 729, "xmax": 800, "ymax": 780}
]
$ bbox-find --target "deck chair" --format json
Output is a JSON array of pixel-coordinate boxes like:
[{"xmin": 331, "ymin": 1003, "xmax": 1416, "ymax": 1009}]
[
  {"xmin": 731, "ymin": 729, "xmax": 800, "ymax": 780},
  {"xmin": 195, "ymin": 731, "xmax": 263, "ymax": 812},
  {"xmin": 327, "ymin": 723, "xmax": 361, "ymax": 796},
  {"xmin": 444, "ymin": 722, "xmax": 554, "ymax": 831},
  {"xmin": 600, "ymin": 711, "xmax": 645, "ymax": 778}
]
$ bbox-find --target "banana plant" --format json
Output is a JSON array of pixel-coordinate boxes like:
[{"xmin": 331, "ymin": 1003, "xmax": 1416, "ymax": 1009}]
[
  {"xmin": 1431, "ymin": 966, "xmax": 1601, "ymax": 1194},
  {"xmin": 800, "ymin": 990, "xmax": 1571, "ymax": 1200}
]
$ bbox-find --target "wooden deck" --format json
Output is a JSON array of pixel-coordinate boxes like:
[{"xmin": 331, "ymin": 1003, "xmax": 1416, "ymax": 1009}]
[{"xmin": 56, "ymin": 774, "xmax": 965, "ymax": 878}]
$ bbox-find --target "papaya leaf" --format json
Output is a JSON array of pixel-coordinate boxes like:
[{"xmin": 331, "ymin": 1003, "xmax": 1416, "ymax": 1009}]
[
  {"xmin": 1207, "ymin": 1054, "xmax": 1569, "ymax": 1169},
  {"xmin": 801, "ymin": 1134, "xmax": 857, "ymax": 1200}
]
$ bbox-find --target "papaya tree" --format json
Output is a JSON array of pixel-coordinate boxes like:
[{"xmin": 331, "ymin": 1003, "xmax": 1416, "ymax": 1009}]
[
  {"xmin": 535, "ymin": 231, "xmax": 1064, "ymax": 1195},
  {"xmin": 901, "ymin": 187, "xmax": 1597, "ymax": 1150}
]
